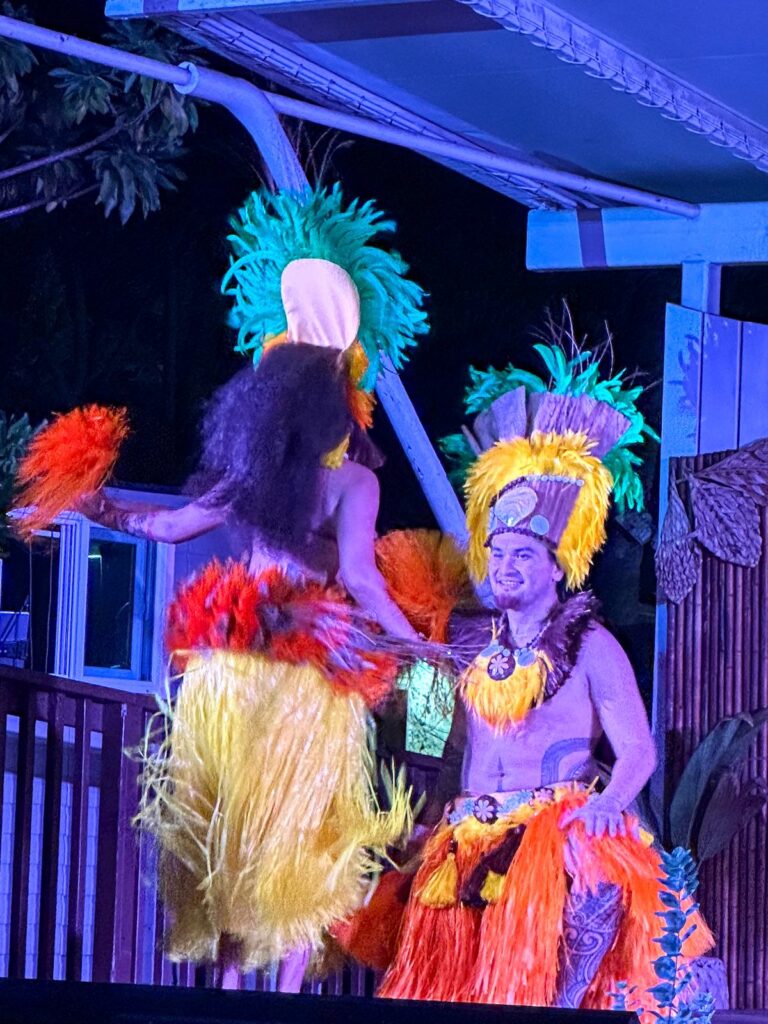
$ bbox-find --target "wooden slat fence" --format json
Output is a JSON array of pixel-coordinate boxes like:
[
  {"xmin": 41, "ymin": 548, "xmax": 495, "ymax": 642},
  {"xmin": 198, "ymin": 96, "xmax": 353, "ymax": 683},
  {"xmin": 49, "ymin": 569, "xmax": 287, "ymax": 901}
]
[
  {"xmin": 0, "ymin": 665, "xmax": 440, "ymax": 992},
  {"xmin": 665, "ymin": 454, "xmax": 768, "ymax": 1010}
]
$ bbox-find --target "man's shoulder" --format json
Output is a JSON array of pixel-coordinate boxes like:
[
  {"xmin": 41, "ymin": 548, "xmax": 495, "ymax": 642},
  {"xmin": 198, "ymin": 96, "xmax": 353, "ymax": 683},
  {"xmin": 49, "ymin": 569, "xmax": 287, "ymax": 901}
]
[
  {"xmin": 578, "ymin": 621, "xmax": 624, "ymax": 661},
  {"xmin": 576, "ymin": 620, "xmax": 636, "ymax": 698}
]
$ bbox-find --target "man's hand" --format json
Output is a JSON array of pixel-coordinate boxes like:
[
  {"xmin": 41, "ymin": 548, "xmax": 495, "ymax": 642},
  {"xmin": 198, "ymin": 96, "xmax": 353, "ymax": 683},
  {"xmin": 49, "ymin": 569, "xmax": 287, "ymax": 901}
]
[
  {"xmin": 560, "ymin": 795, "xmax": 638, "ymax": 839},
  {"xmin": 410, "ymin": 823, "xmax": 434, "ymax": 845}
]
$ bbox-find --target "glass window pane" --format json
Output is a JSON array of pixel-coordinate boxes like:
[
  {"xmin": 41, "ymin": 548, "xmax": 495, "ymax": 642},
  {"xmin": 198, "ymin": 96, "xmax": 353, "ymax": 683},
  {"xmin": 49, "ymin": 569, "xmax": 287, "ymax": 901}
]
[
  {"xmin": 403, "ymin": 662, "xmax": 454, "ymax": 757},
  {"xmin": 84, "ymin": 540, "xmax": 137, "ymax": 670}
]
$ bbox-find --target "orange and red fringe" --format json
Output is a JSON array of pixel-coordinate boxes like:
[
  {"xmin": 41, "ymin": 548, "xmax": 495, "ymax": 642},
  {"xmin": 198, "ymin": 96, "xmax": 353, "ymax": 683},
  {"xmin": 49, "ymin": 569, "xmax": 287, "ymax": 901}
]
[
  {"xmin": 379, "ymin": 792, "xmax": 714, "ymax": 1012},
  {"xmin": 165, "ymin": 560, "xmax": 397, "ymax": 709},
  {"xmin": 14, "ymin": 404, "xmax": 129, "ymax": 540},
  {"xmin": 331, "ymin": 869, "xmax": 415, "ymax": 973}
]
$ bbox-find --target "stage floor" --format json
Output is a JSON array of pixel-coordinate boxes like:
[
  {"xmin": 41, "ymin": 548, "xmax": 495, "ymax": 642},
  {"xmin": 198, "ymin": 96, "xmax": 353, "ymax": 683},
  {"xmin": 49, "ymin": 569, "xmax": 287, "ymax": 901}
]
[{"xmin": 0, "ymin": 979, "xmax": 765, "ymax": 1024}]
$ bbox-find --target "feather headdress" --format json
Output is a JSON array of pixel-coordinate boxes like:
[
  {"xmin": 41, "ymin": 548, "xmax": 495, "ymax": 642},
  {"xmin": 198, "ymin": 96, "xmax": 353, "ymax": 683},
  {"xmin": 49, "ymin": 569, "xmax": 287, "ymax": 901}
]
[
  {"xmin": 222, "ymin": 185, "xmax": 428, "ymax": 390},
  {"xmin": 456, "ymin": 322, "xmax": 655, "ymax": 589}
]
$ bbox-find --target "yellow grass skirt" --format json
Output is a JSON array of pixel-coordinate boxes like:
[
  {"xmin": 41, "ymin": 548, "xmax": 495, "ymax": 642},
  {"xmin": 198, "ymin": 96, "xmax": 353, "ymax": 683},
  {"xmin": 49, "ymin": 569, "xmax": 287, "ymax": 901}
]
[{"xmin": 136, "ymin": 650, "xmax": 412, "ymax": 970}]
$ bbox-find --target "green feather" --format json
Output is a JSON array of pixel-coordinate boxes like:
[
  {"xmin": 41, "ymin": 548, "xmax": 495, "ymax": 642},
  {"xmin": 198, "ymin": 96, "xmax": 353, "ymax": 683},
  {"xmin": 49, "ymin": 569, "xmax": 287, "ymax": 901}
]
[
  {"xmin": 442, "ymin": 341, "xmax": 657, "ymax": 513},
  {"xmin": 464, "ymin": 364, "xmax": 547, "ymax": 414},
  {"xmin": 221, "ymin": 185, "xmax": 428, "ymax": 390},
  {"xmin": 438, "ymin": 432, "xmax": 475, "ymax": 489}
]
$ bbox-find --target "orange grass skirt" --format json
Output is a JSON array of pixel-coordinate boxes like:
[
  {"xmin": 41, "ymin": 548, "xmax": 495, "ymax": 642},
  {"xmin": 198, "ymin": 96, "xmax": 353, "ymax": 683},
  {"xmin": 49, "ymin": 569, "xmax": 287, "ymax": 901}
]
[{"xmin": 378, "ymin": 786, "xmax": 714, "ymax": 1012}]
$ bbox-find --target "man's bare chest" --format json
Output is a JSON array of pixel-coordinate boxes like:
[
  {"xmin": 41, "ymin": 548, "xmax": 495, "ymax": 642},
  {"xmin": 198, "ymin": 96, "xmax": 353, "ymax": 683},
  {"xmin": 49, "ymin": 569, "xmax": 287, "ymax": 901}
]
[{"xmin": 461, "ymin": 669, "xmax": 602, "ymax": 791}]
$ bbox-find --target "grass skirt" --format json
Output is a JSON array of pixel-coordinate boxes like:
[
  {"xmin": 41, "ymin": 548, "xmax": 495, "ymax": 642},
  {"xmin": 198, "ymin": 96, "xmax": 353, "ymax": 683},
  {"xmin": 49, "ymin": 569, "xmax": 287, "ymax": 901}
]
[
  {"xmin": 137, "ymin": 650, "xmax": 412, "ymax": 970},
  {"xmin": 378, "ymin": 786, "xmax": 713, "ymax": 1011}
]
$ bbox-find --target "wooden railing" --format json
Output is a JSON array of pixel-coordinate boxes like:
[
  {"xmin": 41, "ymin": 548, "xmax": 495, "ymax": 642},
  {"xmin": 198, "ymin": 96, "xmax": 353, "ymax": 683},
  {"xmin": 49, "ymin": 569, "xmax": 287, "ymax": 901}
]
[
  {"xmin": 0, "ymin": 666, "xmax": 153, "ymax": 983},
  {"xmin": 0, "ymin": 666, "xmax": 439, "ymax": 990}
]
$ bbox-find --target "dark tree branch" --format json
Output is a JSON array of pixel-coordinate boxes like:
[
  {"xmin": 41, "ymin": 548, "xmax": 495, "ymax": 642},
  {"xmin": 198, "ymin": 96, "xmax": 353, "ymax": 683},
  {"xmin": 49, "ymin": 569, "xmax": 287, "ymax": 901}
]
[
  {"xmin": 0, "ymin": 183, "xmax": 98, "ymax": 222},
  {"xmin": 0, "ymin": 124, "xmax": 19, "ymax": 147},
  {"xmin": 0, "ymin": 124, "xmax": 122, "ymax": 183}
]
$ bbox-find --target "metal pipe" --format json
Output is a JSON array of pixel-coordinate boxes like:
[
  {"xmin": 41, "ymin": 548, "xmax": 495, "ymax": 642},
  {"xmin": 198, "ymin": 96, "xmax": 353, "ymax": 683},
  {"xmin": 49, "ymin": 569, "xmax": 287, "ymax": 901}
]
[
  {"xmin": 0, "ymin": 16, "xmax": 305, "ymax": 191},
  {"xmin": 376, "ymin": 356, "xmax": 469, "ymax": 547},
  {"xmin": 265, "ymin": 93, "xmax": 700, "ymax": 218},
  {"xmin": 0, "ymin": 16, "xmax": 189, "ymax": 83},
  {"xmin": 0, "ymin": 15, "xmax": 700, "ymax": 217},
  {"xmin": 176, "ymin": 63, "xmax": 306, "ymax": 192}
]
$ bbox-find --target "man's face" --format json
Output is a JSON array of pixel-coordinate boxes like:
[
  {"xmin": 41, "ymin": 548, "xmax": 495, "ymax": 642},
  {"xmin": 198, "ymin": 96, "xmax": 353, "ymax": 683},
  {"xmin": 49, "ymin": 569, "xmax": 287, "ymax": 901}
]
[{"xmin": 487, "ymin": 532, "xmax": 563, "ymax": 609}]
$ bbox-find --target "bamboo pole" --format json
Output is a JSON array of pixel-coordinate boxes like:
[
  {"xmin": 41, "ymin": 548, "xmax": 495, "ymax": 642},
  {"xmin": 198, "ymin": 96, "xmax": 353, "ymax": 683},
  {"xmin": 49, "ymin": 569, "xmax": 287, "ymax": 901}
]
[{"xmin": 755, "ymin": 508, "xmax": 768, "ymax": 1007}]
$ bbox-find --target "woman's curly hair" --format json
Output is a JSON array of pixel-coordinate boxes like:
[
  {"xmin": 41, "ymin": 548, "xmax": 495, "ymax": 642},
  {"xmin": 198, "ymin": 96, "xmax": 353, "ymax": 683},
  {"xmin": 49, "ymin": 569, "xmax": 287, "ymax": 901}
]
[{"xmin": 187, "ymin": 343, "xmax": 381, "ymax": 555}]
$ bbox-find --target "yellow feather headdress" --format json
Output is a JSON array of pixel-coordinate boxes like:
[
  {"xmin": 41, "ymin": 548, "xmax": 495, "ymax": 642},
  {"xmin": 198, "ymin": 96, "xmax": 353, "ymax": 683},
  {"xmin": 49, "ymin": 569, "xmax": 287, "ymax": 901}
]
[{"xmin": 464, "ymin": 389, "xmax": 629, "ymax": 589}]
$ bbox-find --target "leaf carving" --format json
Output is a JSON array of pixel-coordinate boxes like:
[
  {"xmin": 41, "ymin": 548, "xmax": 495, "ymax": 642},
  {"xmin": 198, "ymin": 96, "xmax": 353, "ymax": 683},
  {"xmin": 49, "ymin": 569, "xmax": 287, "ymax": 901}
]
[
  {"xmin": 743, "ymin": 437, "xmax": 768, "ymax": 463},
  {"xmin": 655, "ymin": 486, "xmax": 700, "ymax": 604},
  {"xmin": 699, "ymin": 447, "xmax": 768, "ymax": 506},
  {"xmin": 690, "ymin": 478, "xmax": 761, "ymax": 566}
]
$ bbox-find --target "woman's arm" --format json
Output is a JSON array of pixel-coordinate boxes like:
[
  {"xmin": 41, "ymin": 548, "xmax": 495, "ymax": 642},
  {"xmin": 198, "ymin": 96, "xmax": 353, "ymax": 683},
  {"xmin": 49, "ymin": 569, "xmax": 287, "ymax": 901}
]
[
  {"xmin": 335, "ymin": 466, "xmax": 419, "ymax": 641},
  {"xmin": 77, "ymin": 490, "xmax": 227, "ymax": 544}
]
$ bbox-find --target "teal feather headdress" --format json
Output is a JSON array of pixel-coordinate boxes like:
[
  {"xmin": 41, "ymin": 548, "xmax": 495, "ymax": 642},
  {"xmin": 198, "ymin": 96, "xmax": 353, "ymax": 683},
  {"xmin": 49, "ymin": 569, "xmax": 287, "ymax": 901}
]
[
  {"xmin": 221, "ymin": 185, "xmax": 428, "ymax": 391},
  {"xmin": 441, "ymin": 341, "xmax": 658, "ymax": 513}
]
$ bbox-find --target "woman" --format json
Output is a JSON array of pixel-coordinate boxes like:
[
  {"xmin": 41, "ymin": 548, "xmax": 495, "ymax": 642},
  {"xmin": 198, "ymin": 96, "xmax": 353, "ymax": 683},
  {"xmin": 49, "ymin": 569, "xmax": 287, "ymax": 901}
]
[
  {"xmin": 79, "ymin": 342, "xmax": 418, "ymax": 995},
  {"xmin": 17, "ymin": 186, "xmax": 430, "ymax": 987}
]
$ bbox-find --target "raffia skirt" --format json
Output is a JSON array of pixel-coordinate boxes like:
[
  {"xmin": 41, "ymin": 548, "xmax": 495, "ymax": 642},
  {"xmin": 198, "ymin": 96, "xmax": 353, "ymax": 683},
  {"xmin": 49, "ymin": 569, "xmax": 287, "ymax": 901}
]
[{"xmin": 136, "ymin": 649, "xmax": 411, "ymax": 971}]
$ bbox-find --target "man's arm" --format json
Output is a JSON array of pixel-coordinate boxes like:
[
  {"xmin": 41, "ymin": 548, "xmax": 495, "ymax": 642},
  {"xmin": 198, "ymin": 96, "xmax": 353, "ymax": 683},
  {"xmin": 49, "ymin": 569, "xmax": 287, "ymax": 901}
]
[
  {"xmin": 562, "ymin": 624, "xmax": 657, "ymax": 837},
  {"xmin": 78, "ymin": 490, "xmax": 226, "ymax": 544},
  {"xmin": 418, "ymin": 697, "xmax": 467, "ymax": 828},
  {"xmin": 335, "ymin": 465, "xmax": 418, "ymax": 641}
]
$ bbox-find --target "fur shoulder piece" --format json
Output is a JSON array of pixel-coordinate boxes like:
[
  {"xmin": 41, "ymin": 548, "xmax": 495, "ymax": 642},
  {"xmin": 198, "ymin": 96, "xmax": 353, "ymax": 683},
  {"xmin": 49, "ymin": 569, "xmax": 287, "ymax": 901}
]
[{"xmin": 540, "ymin": 590, "xmax": 601, "ymax": 699}]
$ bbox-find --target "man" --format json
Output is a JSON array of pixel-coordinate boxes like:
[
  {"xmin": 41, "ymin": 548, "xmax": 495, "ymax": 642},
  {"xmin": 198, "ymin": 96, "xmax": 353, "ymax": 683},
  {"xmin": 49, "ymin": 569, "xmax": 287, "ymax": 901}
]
[{"xmin": 379, "ymin": 371, "xmax": 713, "ymax": 1010}]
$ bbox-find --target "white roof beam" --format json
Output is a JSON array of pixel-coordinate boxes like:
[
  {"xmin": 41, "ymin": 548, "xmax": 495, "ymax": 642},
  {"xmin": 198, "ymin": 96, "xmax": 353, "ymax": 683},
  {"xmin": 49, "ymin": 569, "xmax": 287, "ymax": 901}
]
[{"xmin": 527, "ymin": 201, "xmax": 768, "ymax": 270}]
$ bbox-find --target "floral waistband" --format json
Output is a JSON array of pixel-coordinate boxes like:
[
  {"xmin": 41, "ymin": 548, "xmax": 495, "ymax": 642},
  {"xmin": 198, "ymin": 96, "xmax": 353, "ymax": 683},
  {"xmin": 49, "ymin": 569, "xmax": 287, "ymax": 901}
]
[{"xmin": 445, "ymin": 782, "xmax": 588, "ymax": 826}]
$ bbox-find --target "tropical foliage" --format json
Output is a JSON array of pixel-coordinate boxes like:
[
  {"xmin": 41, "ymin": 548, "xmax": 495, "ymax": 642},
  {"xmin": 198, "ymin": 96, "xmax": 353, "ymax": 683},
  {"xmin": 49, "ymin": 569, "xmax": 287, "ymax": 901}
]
[
  {"xmin": 668, "ymin": 709, "xmax": 768, "ymax": 861},
  {"xmin": 615, "ymin": 848, "xmax": 715, "ymax": 1024},
  {"xmin": 0, "ymin": 411, "xmax": 35, "ymax": 557},
  {"xmin": 0, "ymin": 4, "xmax": 203, "ymax": 223}
]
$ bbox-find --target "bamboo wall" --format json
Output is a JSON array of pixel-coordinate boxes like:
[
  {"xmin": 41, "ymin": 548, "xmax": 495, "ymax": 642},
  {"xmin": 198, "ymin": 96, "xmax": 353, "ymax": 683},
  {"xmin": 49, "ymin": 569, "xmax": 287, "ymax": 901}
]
[{"xmin": 665, "ymin": 453, "xmax": 768, "ymax": 1010}]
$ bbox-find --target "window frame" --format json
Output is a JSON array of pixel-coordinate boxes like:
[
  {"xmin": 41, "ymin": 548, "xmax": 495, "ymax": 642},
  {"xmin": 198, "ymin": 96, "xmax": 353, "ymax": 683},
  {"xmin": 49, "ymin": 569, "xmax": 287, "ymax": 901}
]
[{"xmin": 82, "ymin": 527, "xmax": 156, "ymax": 683}]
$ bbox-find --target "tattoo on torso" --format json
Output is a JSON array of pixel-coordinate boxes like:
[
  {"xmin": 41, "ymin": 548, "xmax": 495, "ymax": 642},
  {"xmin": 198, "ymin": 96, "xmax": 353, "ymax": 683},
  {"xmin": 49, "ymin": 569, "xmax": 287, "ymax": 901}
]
[{"xmin": 540, "ymin": 738, "xmax": 595, "ymax": 787}]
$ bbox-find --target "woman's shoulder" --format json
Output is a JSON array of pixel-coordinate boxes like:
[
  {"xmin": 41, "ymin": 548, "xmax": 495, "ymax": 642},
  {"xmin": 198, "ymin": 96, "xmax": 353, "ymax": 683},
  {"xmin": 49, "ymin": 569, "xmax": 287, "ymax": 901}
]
[
  {"xmin": 322, "ymin": 460, "xmax": 379, "ymax": 520},
  {"xmin": 333, "ymin": 459, "xmax": 378, "ymax": 490}
]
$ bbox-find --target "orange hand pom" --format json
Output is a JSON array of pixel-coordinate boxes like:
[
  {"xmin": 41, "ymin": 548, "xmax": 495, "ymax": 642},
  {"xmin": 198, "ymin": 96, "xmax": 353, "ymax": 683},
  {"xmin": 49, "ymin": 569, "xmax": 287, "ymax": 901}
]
[
  {"xmin": 14, "ymin": 404, "xmax": 129, "ymax": 540},
  {"xmin": 375, "ymin": 529, "xmax": 470, "ymax": 642}
]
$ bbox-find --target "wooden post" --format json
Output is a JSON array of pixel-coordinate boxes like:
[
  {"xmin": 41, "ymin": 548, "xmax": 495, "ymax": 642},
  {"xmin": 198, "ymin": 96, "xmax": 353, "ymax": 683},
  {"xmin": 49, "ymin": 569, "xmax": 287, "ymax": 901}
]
[{"xmin": 649, "ymin": 261, "xmax": 721, "ymax": 812}]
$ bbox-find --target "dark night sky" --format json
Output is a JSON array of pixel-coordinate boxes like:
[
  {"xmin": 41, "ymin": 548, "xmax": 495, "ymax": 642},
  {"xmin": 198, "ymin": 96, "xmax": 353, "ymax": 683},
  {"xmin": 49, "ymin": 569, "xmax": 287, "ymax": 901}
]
[{"xmin": 3, "ymin": 1, "xmax": 768, "ymax": 540}]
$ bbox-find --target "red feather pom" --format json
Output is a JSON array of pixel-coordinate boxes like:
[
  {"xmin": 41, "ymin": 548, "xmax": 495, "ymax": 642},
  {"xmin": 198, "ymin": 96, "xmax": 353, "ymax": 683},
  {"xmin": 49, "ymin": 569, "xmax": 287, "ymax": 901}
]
[{"xmin": 14, "ymin": 404, "xmax": 129, "ymax": 540}]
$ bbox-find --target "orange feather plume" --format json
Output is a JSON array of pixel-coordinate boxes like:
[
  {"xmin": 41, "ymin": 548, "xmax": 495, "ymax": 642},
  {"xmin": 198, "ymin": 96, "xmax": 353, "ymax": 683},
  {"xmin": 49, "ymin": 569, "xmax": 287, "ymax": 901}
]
[
  {"xmin": 14, "ymin": 404, "xmax": 129, "ymax": 540},
  {"xmin": 375, "ymin": 529, "xmax": 470, "ymax": 642}
]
